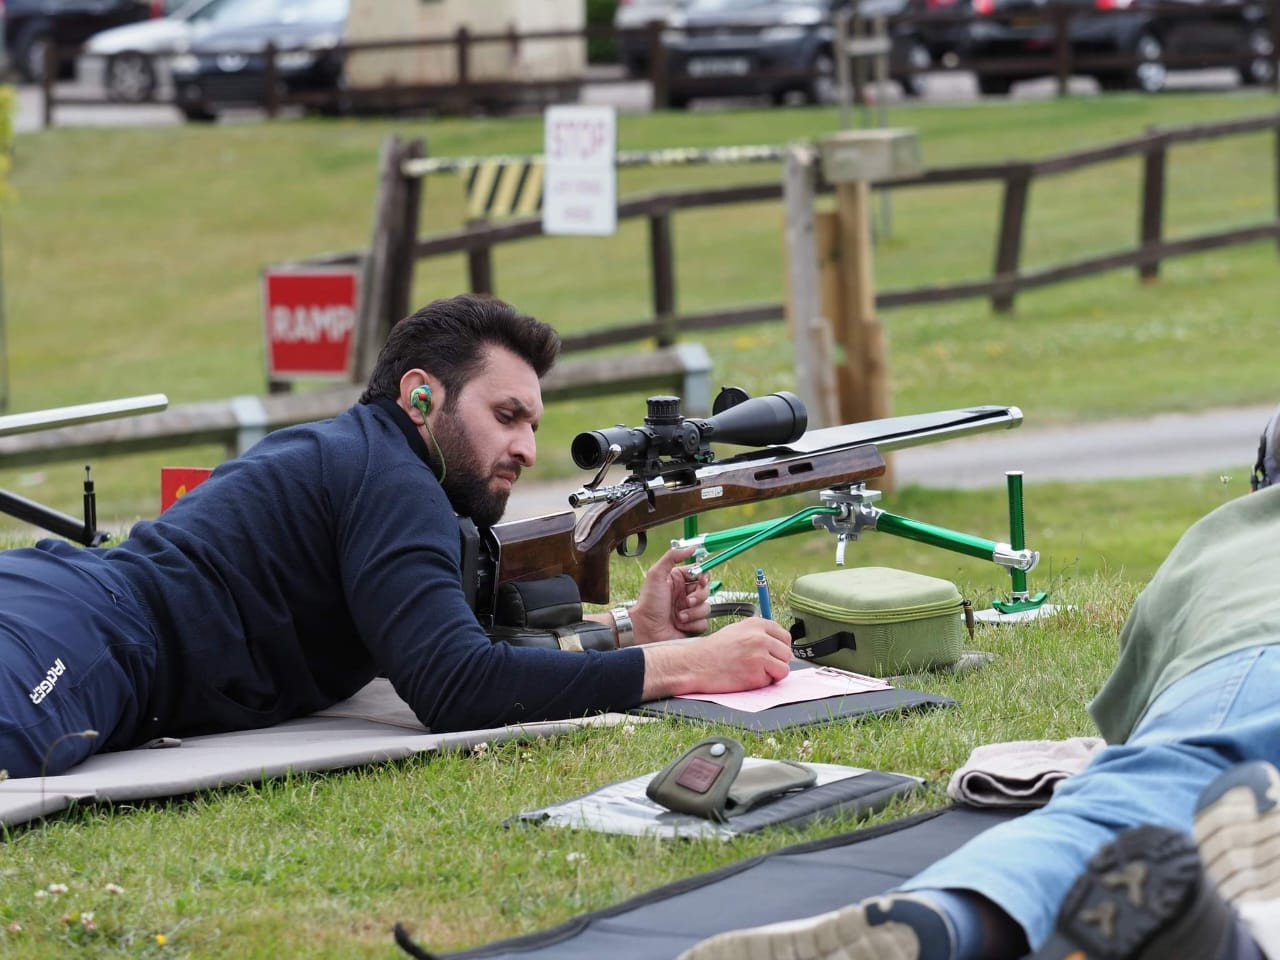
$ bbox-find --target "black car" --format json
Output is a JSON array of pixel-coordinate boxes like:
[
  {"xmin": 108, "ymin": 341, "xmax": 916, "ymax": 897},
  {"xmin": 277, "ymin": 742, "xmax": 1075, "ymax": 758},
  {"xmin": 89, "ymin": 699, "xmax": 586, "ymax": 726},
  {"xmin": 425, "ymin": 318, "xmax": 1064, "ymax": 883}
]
[
  {"xmin": 3, "ymin": 0, "xmax": 179, "ymax": 82},
  {"xmin": 660, "ymin": 0, "xmax": 932, "ymax": 109},
  {"xmin": 169, "ymin": 0, "xmax": 347, "ymax": 121},
  {"xmin": 960, "ymin": 0, "xmax": 1273, "ymax": 94}
]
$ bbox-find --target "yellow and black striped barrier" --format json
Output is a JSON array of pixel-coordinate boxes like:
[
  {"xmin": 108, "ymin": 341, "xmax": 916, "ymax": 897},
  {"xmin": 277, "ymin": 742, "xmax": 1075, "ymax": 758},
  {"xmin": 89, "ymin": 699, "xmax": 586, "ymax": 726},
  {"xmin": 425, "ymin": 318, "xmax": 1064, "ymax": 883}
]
[{"xmin": 403, "ymin": 144, "xmax": 789, "ymax": 221}]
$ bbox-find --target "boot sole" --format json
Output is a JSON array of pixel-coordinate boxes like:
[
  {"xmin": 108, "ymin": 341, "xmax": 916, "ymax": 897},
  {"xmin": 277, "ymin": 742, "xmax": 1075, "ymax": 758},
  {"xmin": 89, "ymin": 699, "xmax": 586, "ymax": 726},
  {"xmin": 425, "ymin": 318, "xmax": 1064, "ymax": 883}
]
[
  {"xmin": 1032, "ymin": 825, "xmax": 1234, "ymax": 960},
  {"xmin": 1193, "ymin": 762, "xmax": 1280, "ymax": 906}
]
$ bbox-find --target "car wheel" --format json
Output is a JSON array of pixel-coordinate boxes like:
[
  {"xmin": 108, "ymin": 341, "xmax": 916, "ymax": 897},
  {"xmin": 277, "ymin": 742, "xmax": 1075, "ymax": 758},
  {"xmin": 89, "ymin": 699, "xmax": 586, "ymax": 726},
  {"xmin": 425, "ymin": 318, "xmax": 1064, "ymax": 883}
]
[
  {"xmin": 807, "ymin": 50, "xmax": 837, "ymax": 104},
  {"xmin": 1128, "ymin": 31, "xmax": 1166, "ymax": 93},
  {"xmin": 1239, "ymin": 26, "xmax": 1275, "ymax": 86},
  {"xmin": 898, "ymin": 40, "xmax": 931, "ymax": 97},
  {"xmin": 666, "ymin": 92, "xmax": 692, "ymax": 110},
  {"xmin": 15, "ymin": 27, "xmax": 53, "ymax": 84},
  {"xmin": 105, "ymin": 52, "xmax": 157, "ymax": 103},
  {"xmin": 977, "ymin": 73, "xmax": 1013, "ymax": 96}
]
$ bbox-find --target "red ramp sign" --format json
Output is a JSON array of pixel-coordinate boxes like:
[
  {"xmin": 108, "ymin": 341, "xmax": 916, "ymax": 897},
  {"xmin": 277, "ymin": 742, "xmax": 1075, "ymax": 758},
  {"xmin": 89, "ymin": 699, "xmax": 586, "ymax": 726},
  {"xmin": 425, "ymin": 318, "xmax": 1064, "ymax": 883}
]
[{"xmin": 262, "ymin": 268, "xmax": 360, "ymax": 380}]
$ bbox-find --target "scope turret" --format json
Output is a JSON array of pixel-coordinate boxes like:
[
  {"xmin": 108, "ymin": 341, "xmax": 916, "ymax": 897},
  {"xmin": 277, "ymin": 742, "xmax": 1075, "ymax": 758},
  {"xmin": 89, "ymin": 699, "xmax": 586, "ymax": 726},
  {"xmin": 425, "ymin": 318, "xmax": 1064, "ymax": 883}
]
[{"xmin": 571, "ymin": 390, "xmax": 808, "ymax": 475}]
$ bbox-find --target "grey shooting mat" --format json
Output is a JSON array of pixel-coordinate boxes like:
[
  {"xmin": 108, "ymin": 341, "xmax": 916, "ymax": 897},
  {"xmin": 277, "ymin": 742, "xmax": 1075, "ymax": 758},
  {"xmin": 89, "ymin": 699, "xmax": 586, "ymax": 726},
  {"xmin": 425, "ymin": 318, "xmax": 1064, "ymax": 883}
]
[
  {"xmin": 0, "ymin": 679, "xmax": 633, "ymax": 829},
  {"xmin": 511, "ymin": 759, "xmax": 925, "ymax": 839},
  {"xmin": 403, "ymin": 805, "xmax": 1021, "ymax": 960},
  {"xmin": 631, "ymin": 661, "xmax": 954, "ymax": 732}
]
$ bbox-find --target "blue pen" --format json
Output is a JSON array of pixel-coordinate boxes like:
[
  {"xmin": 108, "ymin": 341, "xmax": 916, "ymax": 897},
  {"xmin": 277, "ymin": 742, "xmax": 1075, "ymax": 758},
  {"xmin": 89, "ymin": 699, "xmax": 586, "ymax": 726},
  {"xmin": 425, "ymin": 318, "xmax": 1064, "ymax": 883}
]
[{"xmin": 756, "ymin": 568, "xmax": 773, "ymax": 620}]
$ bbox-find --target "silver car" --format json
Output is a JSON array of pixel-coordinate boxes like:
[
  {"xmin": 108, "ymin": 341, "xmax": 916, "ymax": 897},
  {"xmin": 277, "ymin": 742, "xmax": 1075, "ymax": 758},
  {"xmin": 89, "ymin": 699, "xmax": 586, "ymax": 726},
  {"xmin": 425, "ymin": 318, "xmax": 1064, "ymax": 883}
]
[{"xmin": 81, "ymin": 0, "xmax": 236, "ymax": 102}]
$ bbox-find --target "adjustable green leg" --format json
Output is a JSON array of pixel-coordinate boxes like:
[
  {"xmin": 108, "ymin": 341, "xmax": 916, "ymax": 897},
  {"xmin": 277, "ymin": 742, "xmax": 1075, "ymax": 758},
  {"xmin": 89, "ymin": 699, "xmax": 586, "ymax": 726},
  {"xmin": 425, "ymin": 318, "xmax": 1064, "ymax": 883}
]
[{"xmin": 991, "ymin": 471, "xmax": 1049, "ymax": 615}]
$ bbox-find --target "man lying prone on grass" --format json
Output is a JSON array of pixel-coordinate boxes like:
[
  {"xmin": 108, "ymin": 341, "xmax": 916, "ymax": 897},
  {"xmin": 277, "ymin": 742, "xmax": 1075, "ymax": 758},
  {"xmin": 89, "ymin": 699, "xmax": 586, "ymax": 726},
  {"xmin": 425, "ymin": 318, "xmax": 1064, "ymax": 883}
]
[{"xmin": 0, "ymin": 293, "xmax": 792, "ymax": 779}]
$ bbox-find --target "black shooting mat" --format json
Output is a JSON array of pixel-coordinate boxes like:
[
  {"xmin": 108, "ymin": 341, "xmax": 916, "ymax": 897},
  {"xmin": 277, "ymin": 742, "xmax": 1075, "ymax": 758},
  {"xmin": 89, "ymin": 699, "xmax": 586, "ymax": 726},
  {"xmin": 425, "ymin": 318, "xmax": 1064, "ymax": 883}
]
[
  {"xmin": 629, "ymin": 660, "xmax": 955, "ymax": 732},
  {"xmin": 408, "ymin": 805, "xmax": 1020, "ymax": 960}
]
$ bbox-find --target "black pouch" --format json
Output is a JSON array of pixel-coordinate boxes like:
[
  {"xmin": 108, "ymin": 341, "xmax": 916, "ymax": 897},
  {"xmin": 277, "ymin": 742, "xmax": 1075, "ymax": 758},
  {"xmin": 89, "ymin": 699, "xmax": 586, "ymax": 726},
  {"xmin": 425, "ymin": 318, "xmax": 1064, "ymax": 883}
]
[{"xmin": 487, "ymin": 575, "xmax": 616, "ymax": 652}]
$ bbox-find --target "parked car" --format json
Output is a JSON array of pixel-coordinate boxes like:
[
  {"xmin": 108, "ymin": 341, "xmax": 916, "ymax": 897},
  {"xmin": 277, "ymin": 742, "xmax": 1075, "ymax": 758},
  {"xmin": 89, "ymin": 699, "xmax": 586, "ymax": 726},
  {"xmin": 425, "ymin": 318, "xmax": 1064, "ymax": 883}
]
[
  {"xmin": 3, "ymin": 0, "xmax": 179, "ymax": 83},
  {"xmin": 615, "ymin": 0, "xmax": 685, "ymax": 76},
  {"xmin": 82, "ymin": 0, "xmax": 238, "ymax": 102},
  {"xmin": 961, "ymin": 0, "xmax": 1274, "ymax": 95},
  {"xmin": 169, "ymin": 0, "xmax": 347, "ymax": 122},
  {"xmin": 660, "ymin": 0, "xmax": 932, "ymax": 109}
]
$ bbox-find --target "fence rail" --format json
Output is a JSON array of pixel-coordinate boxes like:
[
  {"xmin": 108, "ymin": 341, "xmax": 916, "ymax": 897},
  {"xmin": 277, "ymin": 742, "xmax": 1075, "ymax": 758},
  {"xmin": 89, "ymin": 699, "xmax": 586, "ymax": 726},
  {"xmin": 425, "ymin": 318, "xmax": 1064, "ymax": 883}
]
[{"xmin": 346, "ymin": 111, "xmax": 1280, "ymax": 360}]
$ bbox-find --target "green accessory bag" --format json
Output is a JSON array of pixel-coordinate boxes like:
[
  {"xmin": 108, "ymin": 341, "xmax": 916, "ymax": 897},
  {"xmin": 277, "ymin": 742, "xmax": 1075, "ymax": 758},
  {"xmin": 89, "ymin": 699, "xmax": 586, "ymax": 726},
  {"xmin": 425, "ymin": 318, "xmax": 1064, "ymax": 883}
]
[
  {"xmin": 787, "ymin": 566, "xmax": 967, "ymax": 677},
  {"xmin": 645, "ymin": 736, "xmax": 816, "ymax": 822}
]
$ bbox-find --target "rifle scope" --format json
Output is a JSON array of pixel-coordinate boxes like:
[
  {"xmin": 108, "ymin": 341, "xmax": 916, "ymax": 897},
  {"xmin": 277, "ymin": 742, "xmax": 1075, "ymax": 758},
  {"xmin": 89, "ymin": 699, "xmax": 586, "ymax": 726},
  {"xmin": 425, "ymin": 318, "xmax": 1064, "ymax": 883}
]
[{"xmin": 571, "ymin": 391, "xmax": 808, "ymax": 472}]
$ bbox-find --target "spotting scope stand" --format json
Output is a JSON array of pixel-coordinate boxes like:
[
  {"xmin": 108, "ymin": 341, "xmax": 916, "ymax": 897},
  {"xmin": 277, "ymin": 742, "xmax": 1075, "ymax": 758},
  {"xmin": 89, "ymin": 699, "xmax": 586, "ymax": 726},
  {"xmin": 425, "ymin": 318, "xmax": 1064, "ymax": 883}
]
[{"xmin": 0, "ymin": 394, "xmax": 170, "ymax": 547}]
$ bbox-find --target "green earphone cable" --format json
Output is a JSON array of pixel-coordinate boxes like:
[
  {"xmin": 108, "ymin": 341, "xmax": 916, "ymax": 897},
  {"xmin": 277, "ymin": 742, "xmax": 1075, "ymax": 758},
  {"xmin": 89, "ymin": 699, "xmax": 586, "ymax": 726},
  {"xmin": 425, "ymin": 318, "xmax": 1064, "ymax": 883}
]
[{"xmin": 422, "ymin": 417, "xmax": 446, "ymax": 484}]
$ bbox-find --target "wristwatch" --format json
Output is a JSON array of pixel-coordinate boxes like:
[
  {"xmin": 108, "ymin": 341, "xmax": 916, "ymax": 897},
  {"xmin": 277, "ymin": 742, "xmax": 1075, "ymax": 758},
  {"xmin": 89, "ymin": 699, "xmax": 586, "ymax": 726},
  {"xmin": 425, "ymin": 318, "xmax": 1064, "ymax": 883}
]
[{"xmin": 611, "ymin": 605, "xmax": 636, "ymax": 648}]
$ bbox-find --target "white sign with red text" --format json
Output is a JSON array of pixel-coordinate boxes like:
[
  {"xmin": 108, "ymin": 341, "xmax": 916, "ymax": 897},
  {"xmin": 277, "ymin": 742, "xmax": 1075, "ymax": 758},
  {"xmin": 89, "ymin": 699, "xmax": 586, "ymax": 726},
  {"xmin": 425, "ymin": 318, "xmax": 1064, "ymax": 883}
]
[
  {"xmin": 262, "ymin": 267, "xmax": 360, "ymax": 380},
  {"xmin": 542, "ymin": 105, "xmax": 617, "ymax": 236}
]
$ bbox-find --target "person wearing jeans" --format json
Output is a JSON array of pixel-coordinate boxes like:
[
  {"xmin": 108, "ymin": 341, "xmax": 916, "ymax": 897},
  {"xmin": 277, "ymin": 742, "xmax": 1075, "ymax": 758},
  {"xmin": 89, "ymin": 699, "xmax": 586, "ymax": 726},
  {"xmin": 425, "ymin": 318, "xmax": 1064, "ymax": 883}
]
[{"xmin": 680, "ymin": 483, "xmax": 1280, "ymax": 960}]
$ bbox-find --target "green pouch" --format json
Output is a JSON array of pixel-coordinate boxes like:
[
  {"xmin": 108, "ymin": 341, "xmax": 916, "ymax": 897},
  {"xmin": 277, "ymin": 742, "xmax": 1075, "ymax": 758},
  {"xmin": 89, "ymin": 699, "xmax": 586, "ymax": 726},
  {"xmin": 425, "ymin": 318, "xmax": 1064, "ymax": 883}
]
[{"xmin": 787, "ymin": 566, "xmax": 966, "ymax": 677}]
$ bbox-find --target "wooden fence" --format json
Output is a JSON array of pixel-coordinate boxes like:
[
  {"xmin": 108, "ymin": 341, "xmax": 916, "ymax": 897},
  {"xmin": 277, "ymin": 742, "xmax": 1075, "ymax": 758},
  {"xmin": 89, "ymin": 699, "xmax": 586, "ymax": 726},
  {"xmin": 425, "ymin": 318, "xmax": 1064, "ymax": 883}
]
[
  {"xmin": 35, "ymin": 1, "xmax": 1280, "ymax": 126},
  {"xmin": 342, "ymin": 111, "xmax": 1280, "ymax": 364}
]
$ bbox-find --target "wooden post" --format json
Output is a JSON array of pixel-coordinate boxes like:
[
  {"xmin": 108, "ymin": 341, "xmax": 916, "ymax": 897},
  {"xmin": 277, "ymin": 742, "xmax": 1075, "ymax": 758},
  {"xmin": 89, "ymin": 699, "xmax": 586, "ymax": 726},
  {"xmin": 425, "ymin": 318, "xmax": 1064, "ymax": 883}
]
[
  {"xmin": 647, "ymin": 20, "xmax": 668, "ymax": 109},
  {"xmin": 263, "ymin": 42, "xmax": 279, "ymax": 118},
  {"xmin": 782, "ymin": 146, "xmax": 839, "ymax": 429},
  {"xmin": 468, "ymin": 244, "xmax": 494, "ymax": 295},
  {"xmin": 649, "ymin": 208, "xmax": 677, "ymax": 346},
  {"xmin": 354, "ymin": 136, "xmax": 412, "ymax": 382},
  {"xmin": 1138, "ymin": 130, "xmax": 1166, "ymax": 283},
  {"xmin": 1052, "ymin": 9, "xmax": 1071, "ymax": 98},
  {"xmin": 991, "ymin": 164, "xmax": 1031, "ymax": 313},
  {"xmin": 834, "ymin": 180, "xmax": 890, "ymax": 429},
  {"xmin": 457, "ymin": 27, "xmax": 471, "ymax": 112},
  {"xmin": 41, "ymin": 42, "xmax": 57, "ymax": 130},
  {"xmin": 387, "ymin": 138, "xmax": 426, "ymax": 327}
]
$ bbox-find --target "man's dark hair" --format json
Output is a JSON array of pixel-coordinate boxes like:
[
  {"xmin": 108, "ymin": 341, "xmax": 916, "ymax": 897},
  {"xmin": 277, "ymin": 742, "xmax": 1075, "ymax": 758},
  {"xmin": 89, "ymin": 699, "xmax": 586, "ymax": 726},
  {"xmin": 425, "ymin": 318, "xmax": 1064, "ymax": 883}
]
[{"xmin": 360, "ymin": 294, "xmax": 561, "ymax": 410}]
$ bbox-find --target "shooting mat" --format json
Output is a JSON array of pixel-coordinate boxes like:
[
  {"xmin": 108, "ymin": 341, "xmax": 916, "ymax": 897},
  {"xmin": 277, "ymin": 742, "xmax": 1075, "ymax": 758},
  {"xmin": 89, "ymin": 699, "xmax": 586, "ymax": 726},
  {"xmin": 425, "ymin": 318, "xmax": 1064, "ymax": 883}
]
[
  {"xmin": 403, "ymin": 805, "xmax": 1021, "ymax": 960},
  {"xmin": 0, "ymin": 679, "xmax": 630, "ymax": 829}
]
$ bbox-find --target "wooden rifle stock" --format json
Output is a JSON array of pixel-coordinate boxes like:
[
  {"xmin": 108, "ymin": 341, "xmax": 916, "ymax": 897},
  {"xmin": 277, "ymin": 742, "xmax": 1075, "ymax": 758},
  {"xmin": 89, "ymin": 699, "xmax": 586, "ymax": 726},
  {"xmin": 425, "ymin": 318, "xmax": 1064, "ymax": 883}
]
[{"xmin": 492, "ymin": 443, "xmax": 886, "ymax": 605}]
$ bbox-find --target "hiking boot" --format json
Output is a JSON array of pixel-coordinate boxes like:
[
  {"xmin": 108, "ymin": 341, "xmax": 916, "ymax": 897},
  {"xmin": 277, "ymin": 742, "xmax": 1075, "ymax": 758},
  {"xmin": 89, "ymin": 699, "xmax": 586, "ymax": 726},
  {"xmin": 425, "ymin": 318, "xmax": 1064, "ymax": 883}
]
[
  {"xmin": 1193, "ymin": 760, "xmax": 1280, "ymax": 907},
  {"xmin": 675, "ymin": 893, "xmax": 958, "ymax": 960},
  {"xmin": 1030, "ymin": 824, "xmax": 1248, "ymax": 960}
]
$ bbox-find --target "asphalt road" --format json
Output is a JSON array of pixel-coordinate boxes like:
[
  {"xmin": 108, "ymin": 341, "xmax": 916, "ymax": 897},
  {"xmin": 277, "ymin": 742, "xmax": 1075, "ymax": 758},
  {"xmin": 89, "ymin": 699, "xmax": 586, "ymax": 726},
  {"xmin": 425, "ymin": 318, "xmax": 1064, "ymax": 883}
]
[{"xmin": 14, "ymin": 65, "xmax": 1244, "ymax": 132}]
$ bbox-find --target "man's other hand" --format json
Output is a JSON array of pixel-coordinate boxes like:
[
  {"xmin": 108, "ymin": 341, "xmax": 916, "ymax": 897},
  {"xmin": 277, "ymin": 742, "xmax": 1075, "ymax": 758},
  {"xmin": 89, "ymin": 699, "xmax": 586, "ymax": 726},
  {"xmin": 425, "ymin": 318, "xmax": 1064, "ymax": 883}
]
[
  {"xmin": 639, "ymin": 617, "xmax": 792, "ymax": 701},
  {"xmin": 629, "ymin": 545, "xmax": 711, "ymax": 643}
]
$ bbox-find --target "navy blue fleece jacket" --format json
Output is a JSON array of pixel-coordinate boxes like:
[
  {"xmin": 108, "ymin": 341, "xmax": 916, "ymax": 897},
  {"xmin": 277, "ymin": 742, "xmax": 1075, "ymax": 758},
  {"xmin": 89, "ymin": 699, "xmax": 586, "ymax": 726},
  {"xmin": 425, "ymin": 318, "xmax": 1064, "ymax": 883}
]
[{"xmin": 103, "ymin": 400, "xmax": 645, "ymax": 744}]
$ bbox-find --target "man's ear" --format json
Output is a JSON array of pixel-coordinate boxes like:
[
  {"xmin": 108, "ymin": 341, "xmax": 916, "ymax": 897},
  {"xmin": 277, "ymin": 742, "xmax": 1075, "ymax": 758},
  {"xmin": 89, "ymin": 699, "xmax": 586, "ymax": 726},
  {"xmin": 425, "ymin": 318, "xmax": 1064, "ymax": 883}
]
[{"xmin": 399, "ymin": 370, "xmax": 441, "ymax": 425}]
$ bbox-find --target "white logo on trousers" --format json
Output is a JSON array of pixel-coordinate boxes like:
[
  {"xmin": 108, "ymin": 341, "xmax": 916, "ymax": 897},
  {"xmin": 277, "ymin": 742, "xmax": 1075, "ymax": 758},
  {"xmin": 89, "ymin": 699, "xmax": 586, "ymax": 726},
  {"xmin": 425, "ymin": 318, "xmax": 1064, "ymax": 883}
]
[{"xmin": 28, "ymin": 658, "xmax": 66, "ymax": 705}]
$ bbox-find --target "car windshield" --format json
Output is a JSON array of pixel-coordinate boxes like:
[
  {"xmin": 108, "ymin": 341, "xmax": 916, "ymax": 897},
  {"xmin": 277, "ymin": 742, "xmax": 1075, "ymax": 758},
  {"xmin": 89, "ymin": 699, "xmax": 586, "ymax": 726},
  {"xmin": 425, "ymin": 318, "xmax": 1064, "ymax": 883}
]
[{"xmin": 190, "ymin": 0, "xmax": 348, "ymax": 28}]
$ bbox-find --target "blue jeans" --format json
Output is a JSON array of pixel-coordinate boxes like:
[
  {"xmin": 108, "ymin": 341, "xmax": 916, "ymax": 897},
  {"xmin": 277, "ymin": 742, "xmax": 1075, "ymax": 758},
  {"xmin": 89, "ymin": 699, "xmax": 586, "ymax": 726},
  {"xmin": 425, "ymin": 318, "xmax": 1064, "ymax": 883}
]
[{"xmin": 899, "ymin": 644, "xmax": 1280, "ymax": 950}]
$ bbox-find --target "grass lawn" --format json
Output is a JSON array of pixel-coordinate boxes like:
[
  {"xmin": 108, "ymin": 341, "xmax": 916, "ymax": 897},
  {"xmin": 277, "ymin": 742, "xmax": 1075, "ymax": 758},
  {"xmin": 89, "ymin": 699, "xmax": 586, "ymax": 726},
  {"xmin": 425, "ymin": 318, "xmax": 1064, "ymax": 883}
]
[{"xmin": 0, "ymin": 89, "xmax": 1277, "ymax": 956}]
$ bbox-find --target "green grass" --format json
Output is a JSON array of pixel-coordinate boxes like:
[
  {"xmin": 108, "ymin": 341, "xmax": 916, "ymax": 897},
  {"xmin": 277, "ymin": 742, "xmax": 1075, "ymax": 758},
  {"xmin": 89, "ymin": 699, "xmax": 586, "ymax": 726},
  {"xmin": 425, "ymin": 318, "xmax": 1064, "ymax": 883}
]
[{"xmin": 0, "ymin": 91, "xmax": 1276, "ymax": 956}]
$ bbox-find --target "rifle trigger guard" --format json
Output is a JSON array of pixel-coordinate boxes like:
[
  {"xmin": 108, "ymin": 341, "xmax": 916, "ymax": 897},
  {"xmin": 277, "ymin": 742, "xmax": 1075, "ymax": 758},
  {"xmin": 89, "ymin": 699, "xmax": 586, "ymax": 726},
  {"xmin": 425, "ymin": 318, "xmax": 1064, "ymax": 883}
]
[{"xmin": 617, "ymin": 531, "xmax": 648, "ymax": 559}]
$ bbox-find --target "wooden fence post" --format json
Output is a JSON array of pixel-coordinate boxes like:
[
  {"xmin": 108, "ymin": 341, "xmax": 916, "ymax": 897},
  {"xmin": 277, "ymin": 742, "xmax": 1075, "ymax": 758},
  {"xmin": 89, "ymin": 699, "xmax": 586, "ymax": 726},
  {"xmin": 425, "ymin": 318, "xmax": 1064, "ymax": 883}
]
[
  {"xmin": 388, "ymin": 138, "xmax": 426, "ymax": 326},
  {"xmin": 263, "ymin": 43, "xmax": 280, "ymax": 118},
  {"xmin": 647, "ymin": 20, "xmax": 669, "ymax": 109},
  {"xmin": 354, "ymin": 135, "xmax": 416, "ymax": 382},
  {"xmin": 649, "ymin": 207, "xmax": 677, "ymax": 346},
  {"xmin": 1138, "ymin": 129, "xmax": 1166, "ymax": 283},
  {"xmin": 41, "ymin": 42, "xmax": 57, "ymax": 130},
  {"xmin": 468, "ymin": 243, "xmax": 494, "ymax": 295},
  {"xmin": 782, "ymin": 146, "xmax": 839, "ymax": 429},
  {"xmin": 1052, "ymin": 9, "xmax": 1071, "ymax": 98},
  {"xmin": 991, "ymin": 164, "xmax": 1032, "ymax": 313},
  {"xmin": 456, "ymin": 27, "xmax": 472, "ymax": 113}
]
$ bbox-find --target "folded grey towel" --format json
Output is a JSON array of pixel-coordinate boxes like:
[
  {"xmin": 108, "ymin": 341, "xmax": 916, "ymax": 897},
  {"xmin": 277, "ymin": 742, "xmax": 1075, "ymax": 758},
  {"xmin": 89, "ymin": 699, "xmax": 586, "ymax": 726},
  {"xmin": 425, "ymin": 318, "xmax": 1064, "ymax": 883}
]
[{"xmin": 947, "ymin": 736, "xmax": 1106, "ymax": 809}]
